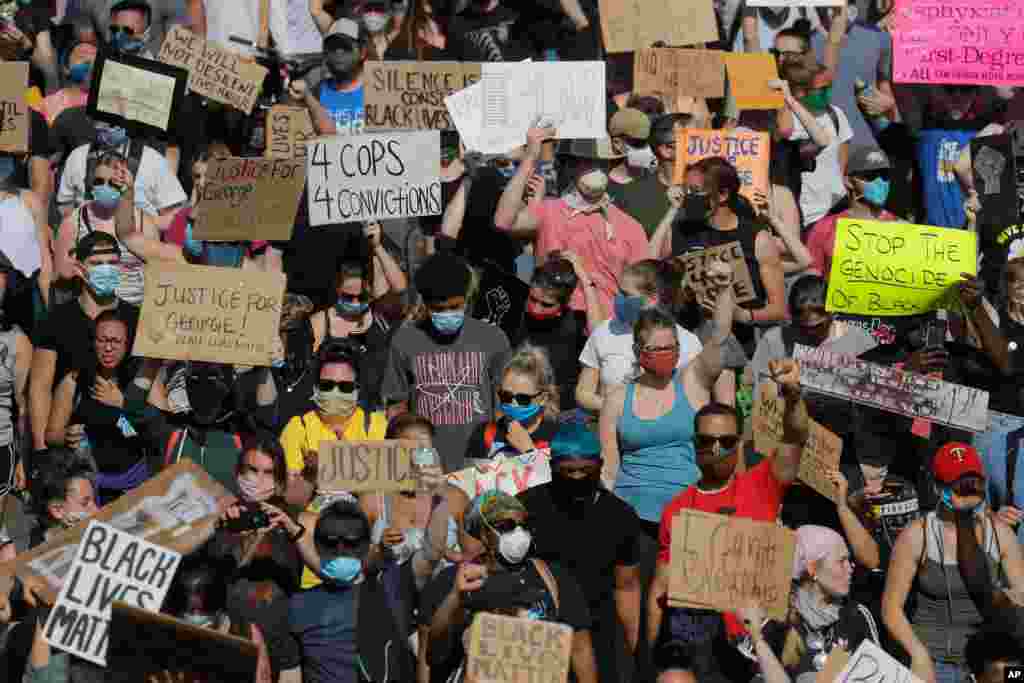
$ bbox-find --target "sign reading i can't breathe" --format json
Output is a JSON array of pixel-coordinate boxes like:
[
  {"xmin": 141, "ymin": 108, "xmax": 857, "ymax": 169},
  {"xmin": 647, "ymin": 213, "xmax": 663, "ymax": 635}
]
[
  {"xmin": 44, "ymin": 521, "xmax": 182, "ymax": 666},
  {"xmin": 305, "ymin": 131, "xmax": 442, "ymax": 225}
]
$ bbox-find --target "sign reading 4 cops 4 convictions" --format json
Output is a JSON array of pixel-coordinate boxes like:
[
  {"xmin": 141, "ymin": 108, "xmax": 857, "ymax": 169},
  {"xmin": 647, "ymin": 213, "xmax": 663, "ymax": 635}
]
[
  {"xmin": 825, "ymin": 219, "xmax": 977, "ymax": 316},
  {"xmin": 306, "ymin": 131, "xmax": 441, "ymax": 226}
]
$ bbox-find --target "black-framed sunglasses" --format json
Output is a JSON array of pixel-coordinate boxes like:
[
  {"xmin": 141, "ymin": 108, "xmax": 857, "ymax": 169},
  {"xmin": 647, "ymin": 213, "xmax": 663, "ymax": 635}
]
[
  {"xmin": 770, "ymin": 48, "xmax": 806, "ymax": 60},
  {"xmin": 490, "ymin": 519, "xmax": 530, "ymax": 534},
  {"xmin": 318, "ymin": 379, "xmax": 359, "ymax": 393},
  {"xmin": 852, "ymin": 170, "xmax": 890, "ymax": 183},
  {"xmin": 498, "ymin": 390, "xmax": 542, "ymax": 406},
  {"xmin": 694, "ymin": 434, "xmax": 741, "ymax": 452}
]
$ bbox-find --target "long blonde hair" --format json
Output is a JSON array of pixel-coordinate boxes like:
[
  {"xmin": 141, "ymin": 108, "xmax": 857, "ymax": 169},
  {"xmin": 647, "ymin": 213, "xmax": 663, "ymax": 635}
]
[{"xmin": 498, "ymin": 344, "xmax": 560, "ymax": 414}]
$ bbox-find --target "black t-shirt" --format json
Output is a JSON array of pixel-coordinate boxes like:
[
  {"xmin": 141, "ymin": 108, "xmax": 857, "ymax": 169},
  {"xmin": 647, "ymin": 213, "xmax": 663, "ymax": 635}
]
[
  {"xmin": 517, "ymin": 484, "xmax": 640, "ymax": 609},
  {"xmin": 608, "ymin": 174, "xmax": 671, "ymax": 239},
  {"xmin": 9, "ymin": 110, "xmax": 50, "ymax": 189},
  {"xmin": 991, "ymin": 309, "xmax": 1024, "ymax": 415},
  {"xmin": 465, "ymin": 417, "xmax": 559, "ymax": 461},
  {"xmin": 34, "ymin": 299, "xmax": 140, "ymax": 388},
  {"xmin": 455, "ymin": 169, "xmax": 522, "ymax": 274},
  {"xmin": 512, "ymin": 310, "xmax": 587, "ymax": 412},
  {"xmin": 447, "ymin": 6, "xmax": 532, "ymax": 62},
  {"xmin": 419, "ymin": 561, "xmax": 591, "ymax": 683}
]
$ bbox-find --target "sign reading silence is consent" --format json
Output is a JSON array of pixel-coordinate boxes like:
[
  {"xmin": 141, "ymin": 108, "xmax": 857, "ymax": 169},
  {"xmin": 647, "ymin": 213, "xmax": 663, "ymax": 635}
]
[
  {"xmin": 825, "ymin": 219, "xmax": 977, "ymax": 316},
  {"xmin": 306, "ymin": 131, "xmax": 441, "ymax": 226},
  {"xmin": 134, "ymin": 264, "xmax": 285, "ymax": 366}
]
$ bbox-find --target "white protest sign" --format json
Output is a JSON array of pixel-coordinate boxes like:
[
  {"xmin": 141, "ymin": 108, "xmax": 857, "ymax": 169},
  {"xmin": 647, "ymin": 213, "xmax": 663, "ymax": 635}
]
[
  {"xmin": 746, "ymin": 0, "xmax": 841, "ymax": 5},
  {"xmin": 305, "ymin": 130, "xmax": 441, "ymax": 226},
  {"xmin": 444, "ymin": 80, "xmax": 485, "ymax": 152},
  {"xmin": 447, "ymin": 452, "xmax": 552, "ymax": 498},
  {"xmin": 283, "ymin": 0, "xmax": 323, "ymax": 56},
  {"xmin": 480, "ymin": 61, "xmax": 606, "ymax": 154},
  {"xmin": 44, "ymin": 521, "xmax": 182, "ymax": 666},
  {"xmin": 836, "ymin": 640, "xmax": 924, "ymax": 683}
]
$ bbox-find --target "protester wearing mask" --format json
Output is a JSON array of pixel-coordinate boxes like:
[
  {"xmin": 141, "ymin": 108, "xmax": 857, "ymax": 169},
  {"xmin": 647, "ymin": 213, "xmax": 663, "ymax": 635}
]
[
  {"xmin": 649, "ymin": 360, "xmax": 808, "ymax": 683},
  {"xmin": 106, "ymin": 0, "xmax": 152, "ymax": 56},
  {"xmin": 359, "ymin": 0, "xmax": 400, "ymax": 59},
  {"xmin": 883, "ymin": 443, "xmax": 1024, "ymax": 683},
  {"xmin": 30, "ymin": 232, "xmax": 137, "ymax": 453},
  {"xmin": 736, "ymin": 525, "xmax": 879, "ymax": 683},
  {"xmin": 67, "ymin": 0, "xmax": 183, "ymax": 58},
  {"xmin": 607, "ymin": 108, "xmax": 655, "ymax": 202},
  {"xmin": 600, "ymin": 287, "xmax": 734, "ymax": 532},
  {"xmin": 577, "ymin": 260, "xmax": 701, "ymax": 413},
  {"xmin": 446, "ymin": 0, "xmax": 530, "ymax": 62},
  {"xmin": 386, "ymin": 0, "xmax": 450, "ymax": 60},
  {"xmin": 281, "ymin": 340, "xmax": 387, "ymax": 507},
  {"xmin": 203, "ymin": 440, "xmax": 303, "ymax": 683},
  {"xmin": 421, "ymin": 490, "xmax": 598, "ymax": 683},
  {"xmin": 614, "ymin": 113, "xmax": 690, "ymax": 239},
  {"xmin": 383, "ymin": 251, "xmax": 510, "ymax": 473},
  {"xmin": 465, "ymin": 344, "xmax": 559, "ymax": 469},
  {"xmin": 496, "ymin": 127, "xmax": 650, "ymax": 330},
  {"xmin": 40, "ymin": 41, "xmax": 95, "ymax": 125},
  {"xmin": 312, "ymin": 18, "xmax": 368, "ymax": 134},
  {"xmin": 289, "ymin": 499, "xmax": 416, "ymax": 683},
  {"xmin": 518, "ymin": 422, "xmax": 643, "ymax": 683},
  {"xmin": 512, "ymin": 256, "xmax": 592, "ymax": 411}
]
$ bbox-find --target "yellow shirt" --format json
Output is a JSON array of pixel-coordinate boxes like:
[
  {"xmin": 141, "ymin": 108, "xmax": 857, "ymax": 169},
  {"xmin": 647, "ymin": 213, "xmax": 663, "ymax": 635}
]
[{"xmin": 280, "ymin": 407, "xmax": 388, "ymax": 474}]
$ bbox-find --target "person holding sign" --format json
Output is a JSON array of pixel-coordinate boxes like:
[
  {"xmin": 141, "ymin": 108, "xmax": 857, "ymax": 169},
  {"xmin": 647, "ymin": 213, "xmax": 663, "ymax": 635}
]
[
  {"xmin": 421, "ymin": 490, "xmax": 598, "ymax": 683},
  {"xmin": 648, "ymin": 359, "xmax": 809, "ymax": 682}
]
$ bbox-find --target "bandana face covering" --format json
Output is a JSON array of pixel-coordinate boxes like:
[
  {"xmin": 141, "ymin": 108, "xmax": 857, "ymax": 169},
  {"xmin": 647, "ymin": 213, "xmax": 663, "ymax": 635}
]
[{"xmin": 638, "ymin": 348, "xmax": 679, "ymax": 377}]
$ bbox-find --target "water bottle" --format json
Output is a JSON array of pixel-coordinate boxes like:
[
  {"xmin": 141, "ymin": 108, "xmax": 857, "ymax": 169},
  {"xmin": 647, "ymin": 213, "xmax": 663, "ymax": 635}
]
[{"xmin": 854, "ymin": 79, "xmax": 891, "ymax": 132}]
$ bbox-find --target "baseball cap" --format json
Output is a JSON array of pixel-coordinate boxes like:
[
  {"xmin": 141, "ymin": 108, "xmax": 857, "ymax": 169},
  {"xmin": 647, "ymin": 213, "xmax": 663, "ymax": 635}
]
[
  {"xmin": 650, "ymin": 113, "xmax": 689, "ymax": 145},
  {"xmin": 324, "ymin": 17, "xmax": 365, "ymax": 49},
  {"xmin": 932, "ymin": 442, "xmax": 985, "ymax": 484},
  {"xmin": 846, "ymin": 145, "xmax": 891, "ymax": 176},
  {"xmin": 609, "ymin": 108, "xmax": 651, "ymax": 141},
  {"xmin": 314, "ymin": 499, "xmax": 370, "ymax": 553}
]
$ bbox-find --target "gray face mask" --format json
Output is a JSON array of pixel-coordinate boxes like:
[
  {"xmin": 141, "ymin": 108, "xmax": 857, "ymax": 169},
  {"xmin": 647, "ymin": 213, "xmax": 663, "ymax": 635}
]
[{"xmin": 326, "ymin": 49, "xmax": 361, "ymax": 78}]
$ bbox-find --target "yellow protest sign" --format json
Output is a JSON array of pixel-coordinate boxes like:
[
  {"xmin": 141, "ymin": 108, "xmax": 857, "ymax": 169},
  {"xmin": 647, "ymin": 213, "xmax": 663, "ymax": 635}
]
[{"xmin": 826, "ymin": 219, "xmax": 977, "ymax": 317}]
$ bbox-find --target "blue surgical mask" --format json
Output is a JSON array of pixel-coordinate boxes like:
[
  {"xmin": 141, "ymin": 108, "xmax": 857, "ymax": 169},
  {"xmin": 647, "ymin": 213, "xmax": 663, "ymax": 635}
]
[
  {"xmin": 501, "ymin": 402, "xmax": 543, "ymax": 424},
  {"xmin": 184, "ymin": 220, "xmax": 203, "ymax": 257},
  {"xmin": 862, "ymin": 177, "xmax": 890, "ymax": 207},
  {"xmin": 614, "ymin": 293, "xmax": 647, "ymax": 326},
  {"xmin": 335, "ymin": 299, "xmax": 369, "ymax": 317},
  {"xmin": 431, "ymin": 310, "xmax": 465, "ymax": 335},
  {"xmin": 87, "ymin": 263, "xmax": 120, "ymax": 298},
  {"xmin": 91, "ymin": 184, "xmax": 121, "ymax": 210},
  {"xmin": 495, "ymin": 162, "xmax": 518, "ymax": 179},
  {"xmin": 111, "ymin": 30, "xmax": 146, "ymax": 54},
  {"xmin": 321, "ymin": 556, "xmax": 363, "ymax": 584},
  {"xmin": 940, "ymin": 486, "xmax": 984, "ymax": 515},
  {"xmin": 68, "ymin": 61, "xmax": 93, "ymax": 84}
]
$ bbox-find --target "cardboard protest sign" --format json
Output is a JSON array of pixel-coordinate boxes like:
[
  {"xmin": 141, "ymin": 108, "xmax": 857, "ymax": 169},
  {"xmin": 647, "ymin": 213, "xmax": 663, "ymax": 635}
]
[
  {"xmin": 318, "ymin": 440, "xmax": 416, "ymax": 493},
  {"xmin": 723, "ymin": 53, "xmax": 785, "ymax": 110},
  {"xmin": 1, "ymin": 460, "xmax": 226, "ymax": 604},
  {"xmin": 44, "ymin": 521, "xmax": 182, "ymax": 665},
  {"xmin": 599, "ymin": 0, "xmax": 718, "ymax": 54},
  {"xmin": 159, "ymin": 26, "xmax": 268, "ymax": 114},
  {"xmin": 817, "ymin": 648, "xmax": 851, "ymax": 683},
  {"xmin": 466, "ymin": 613, "xmax": 573, "ymax": 683},
  {"xmin": 134, "ymin": 264, "xmax": 285, "ymax": 366},
  {"xmin": 470, "ymin": 260, "xmax": 530, "ymax": 341},
  {"xmin": 266, "ymin": 105, "xmax": 316, "ymax": 160},
  {"xmin": 633, "ymin": 49, "xmax": 725, "ymax": 100},
  {"xmin": 668, "ymin": 509, "xmax": 796, "ymax": 620},
  {"xmin": 447, "ymin": 453, "xmax": 553, "ymax": 498},
  {"xmin": 752, "ymin": 382, "xmax": 843, "ymax": 503},
  {"xmin": 825, "ymin": 218, "xmax": 977, "ymax": 317},
  {"xmin": 891, "ymin": 0, "xmax": 1024, "ymax": 87},
  {"xmin": 193, "ymin": 156, "xmax": 305, "ymax": 241},
  {"xmin": 836, "ymin": 640, "xmax": 924, "ymax": 683},
  {"xmin": 87, "ymin": 51, "xmax": 187, "ymax": 136},
  {"xmin": 677, "ymin": 241, "xmax": 758, "ymax": 305},
  {"xmin": 365, "ymin": 61, "xmax": 481, "ymax": 130},
  {"xmin": 306, "ymin": 131, "xmax": 441, "ymax": 225},
  {"xmin": 108, "ymin": 602, "xmax": 259, "ymax": 682},
  {"xmin": 0, "ymin": 62, "xmax": 29, "ymax": 153},
  {"xmin": 479, "ymin": 61, "xmax": 606, "ymax": 154},
  {"xmin": 674, "ymin": 128, "xmax": 770, "ymax": 201},
  {"xmin": 793, "ymin": 344, "xmax": 990, "ymax": 432}
]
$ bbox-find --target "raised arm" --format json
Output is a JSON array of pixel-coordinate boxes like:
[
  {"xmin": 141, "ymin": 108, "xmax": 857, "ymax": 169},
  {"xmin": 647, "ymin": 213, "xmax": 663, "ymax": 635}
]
[
  {"xmin": 493, "ymin": 127, "xmax": 554, "ymax": 234},
  {"xmin": 688, "ymin": 282, "xmax": 736, "ymax": 393},
  {"xmin": 831, "ymin": 470, "xmax": 881, "ymax": 570},
  {"xmin": 649, "ymin": 187, "xmax": 682, "ymax": 259},
  {"xmin": 768, "ymin": 359, "xmax": 809, "ymax": 484},
  {"xmin": 308, "ymin": 0, "xmax": 333, "ymax": 36},
  {"xmin": 958, "ymin": 273, "xmax": 1011, "ymax": 375}
]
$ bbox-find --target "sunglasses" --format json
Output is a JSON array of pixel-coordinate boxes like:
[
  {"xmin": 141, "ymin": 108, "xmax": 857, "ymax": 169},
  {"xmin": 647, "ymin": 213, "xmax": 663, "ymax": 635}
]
[
  {"xmin": 490, "ymin": 519, "xmax": 530, "ymax": 534},
  {"xmin": 498, "ymin": 390, "xmax": 542, "ymax": 406},
  {"xmin": 694, "ymin": 434, "xmax": 741, "ymax": 452},
  {"xmin": 853, "ymin": 170, "xmax": 889, "ymax": 183},
  {"xmin": 92, "ymin": 180, "xmax": 125, "ymax": 192},
  {"xmin": 318, "ymin": 380, "xmax": 358, "ymax": 393},
  {"xmin": 771, "ymin": 48, "xmax": 805, "ymax": 59}
]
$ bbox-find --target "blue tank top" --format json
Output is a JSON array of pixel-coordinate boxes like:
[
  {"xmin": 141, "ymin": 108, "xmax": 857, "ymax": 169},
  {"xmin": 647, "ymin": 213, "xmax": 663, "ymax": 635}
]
[
  {"xmin": 916, "ymin": 128, "xmax": 976, "ymax": 228},
  {"xmin": 614, "ymin": 377, "xmax": 699, "ymax": 522}
]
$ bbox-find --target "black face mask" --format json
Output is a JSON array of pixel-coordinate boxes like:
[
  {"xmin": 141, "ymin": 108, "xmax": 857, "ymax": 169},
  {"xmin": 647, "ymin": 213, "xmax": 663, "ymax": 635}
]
[
  {"xmin": 683, "ymin": 194, "xmax": 711, "ymax": 223},
  {"xmin": 186, "ymin": 366, "xmax": 235, "ymax": 426},
  {"xmin": 325, "ymin": 49, "xmax": 361, "ymax": 79},
  {"xmin": 551, "ymin": 470, "xmax": 600, "ymax": 503}
]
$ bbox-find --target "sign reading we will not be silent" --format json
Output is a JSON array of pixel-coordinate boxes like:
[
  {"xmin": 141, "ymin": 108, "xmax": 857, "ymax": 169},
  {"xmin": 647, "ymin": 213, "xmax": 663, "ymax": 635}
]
[
  {"xmin": 134, "ymin": 264, "xmax": 285, "ymax": 366},
  {"xmin": 193, "ymin": 156, "xmax": 306, "ymax": 241},
  {"xmin": 306, "ymin": 131, "xmax": 441, "ymax": 226},
  {"xmin": 44, "ymin": 521, "xmax": 182, "ymax": 666},
  {"xmin": 825, "ymin": 218, "xmax": 977, "ymax": 317}
]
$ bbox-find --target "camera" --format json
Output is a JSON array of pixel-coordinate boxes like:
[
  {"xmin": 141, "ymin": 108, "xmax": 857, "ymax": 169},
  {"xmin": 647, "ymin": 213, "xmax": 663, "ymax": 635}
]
[{"xmin": 224, "ymin": 503, "xmax": 270, "ymax": 533}]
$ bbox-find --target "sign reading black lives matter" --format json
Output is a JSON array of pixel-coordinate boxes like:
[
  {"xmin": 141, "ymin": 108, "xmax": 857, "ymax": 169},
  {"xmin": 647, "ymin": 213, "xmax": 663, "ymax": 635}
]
[
  {"xmin": 306, "ymin": 130, "xmax": 441, "ymax": 226},
  {"xmin": 44, "ymin": 521, "xmax": 181, "ymax": 666}
]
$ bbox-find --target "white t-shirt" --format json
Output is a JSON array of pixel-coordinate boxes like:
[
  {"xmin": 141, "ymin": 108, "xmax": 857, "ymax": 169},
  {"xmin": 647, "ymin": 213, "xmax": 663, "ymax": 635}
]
[
  {"xmin": 790, "ymin": 105, "xmax": 854, "ymax": 226},
  {"xmin": 579, "ymin": 320, "xmax": 703, "ymax": 390},
  {"xmin": 205, "ymin": 0, "xmax": 317, "ymax": 57},
  {"xmin": 57, "ymin": 144, "xmax": 187, "ymax": 217},
  {"xmin": 0, "ymin": 194, "xmax": 41, "ymax": 276}
]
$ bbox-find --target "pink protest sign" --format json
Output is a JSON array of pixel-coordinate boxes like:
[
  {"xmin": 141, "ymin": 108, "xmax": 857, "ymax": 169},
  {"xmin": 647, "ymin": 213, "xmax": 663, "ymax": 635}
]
[{"xmin": 892, "ymin": 0, "xmax": 1024, "ymax": 86}]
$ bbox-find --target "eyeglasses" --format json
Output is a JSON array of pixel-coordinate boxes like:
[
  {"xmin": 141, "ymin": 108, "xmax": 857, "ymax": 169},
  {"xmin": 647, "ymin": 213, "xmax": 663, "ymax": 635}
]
[
  {"xmin": 498, "ymin": 390, "xmax": 542, "ymax": 406},
  {"xmin": 109, "ymin": 24, "xmax": 138, "ymax": 37},
  {"xmin": 318, "ymin": 379, "xmax": 358, "ymax": 393},
  {"xmin": 490, "ymin": 519, "xmax": 530, "ymax": 534},
  {"xmin": 694, "ymin": 434, "xmax": 741, "ymax": 452},
  {"xmin": 96, "ymin": 336, "xmax": 126, "ymax": 348},
  {"xmin": 337, "ymin": 292, "xmax": 370, "ymax": 304},
  {"xmin": 771, "ymin": 48, "xmax": 805, "ymax": 59},
  {"xmin": 639, "ymin": 344, "xmax": 679, "ymax": 354}
]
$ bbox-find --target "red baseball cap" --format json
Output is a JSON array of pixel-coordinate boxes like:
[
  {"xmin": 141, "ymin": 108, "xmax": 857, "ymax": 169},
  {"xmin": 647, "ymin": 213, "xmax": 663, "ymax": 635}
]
[{"xmin": 932, "ymin": 442, "xmax": 985, "ymax": 484}]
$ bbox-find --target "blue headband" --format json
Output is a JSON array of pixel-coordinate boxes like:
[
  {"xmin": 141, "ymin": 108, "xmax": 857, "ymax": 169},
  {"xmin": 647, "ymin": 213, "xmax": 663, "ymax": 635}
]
[{"xmin": 549, "ymin": 422, "xmax": 602, "ymax": 463}]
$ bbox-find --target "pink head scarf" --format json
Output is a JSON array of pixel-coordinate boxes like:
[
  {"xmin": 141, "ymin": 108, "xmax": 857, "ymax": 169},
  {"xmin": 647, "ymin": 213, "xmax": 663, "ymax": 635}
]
[{"xmin": 792, "ymin": 525, "xmax": 845, "ymax": 581}]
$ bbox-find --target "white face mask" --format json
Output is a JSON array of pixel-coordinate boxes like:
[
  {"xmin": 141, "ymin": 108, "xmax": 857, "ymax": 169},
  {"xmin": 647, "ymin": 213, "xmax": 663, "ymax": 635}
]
[
  {"xmin": 577, "ymin": 169, "xmax": 608, "ymax": 196},
  {"xmin": 363, "ymin": 11, "xmax": 390, "ymax": 33},
  {"xmin": 497, "ymin": 526, "xmax": 531, "ymax": 564},
  {"xmin": 626, "ymin": 144, "xmax": 657, "ymax": 171}
]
